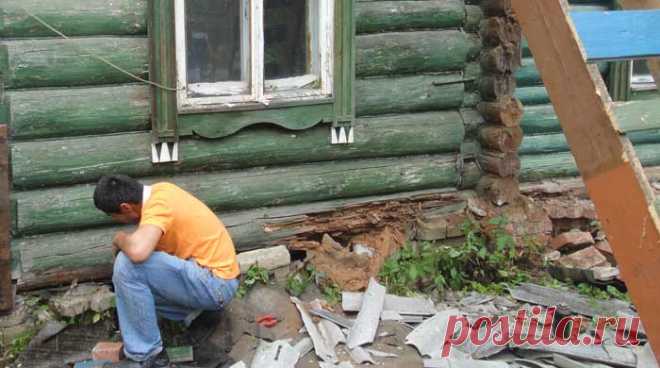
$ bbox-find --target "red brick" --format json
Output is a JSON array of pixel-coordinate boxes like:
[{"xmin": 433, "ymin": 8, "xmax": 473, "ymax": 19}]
[
  {"xmin": 558, "ymin": 246, "xmax": 609, "ymax": 269},
  {"xmin": 543, "ymin": 198, "xmax": 597, "ymax": 220},
  {"xmin": 92, "ymin": 342, "xmax": 124, "ymax": 363},
  {"xmin": 548, "ymin": 230, "xmax": 594, "ymax": 250}
]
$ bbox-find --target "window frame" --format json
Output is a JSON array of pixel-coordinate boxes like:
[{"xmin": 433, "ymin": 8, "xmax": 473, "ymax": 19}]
[
  {"xmin": 149, "ymin": 0, "xmax": 354, "ymax": 141},
  {"xmin": 175, "ymin": 0, "xmax": 336, "ymax": 113}
]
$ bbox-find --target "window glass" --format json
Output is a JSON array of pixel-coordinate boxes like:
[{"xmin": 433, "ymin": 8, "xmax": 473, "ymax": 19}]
[
  {"xmin": 633, "ymin": 60, "xmax": 651, "ymax": 76},
  {"xmin": 264, "ymin": 0, "xmax": 309, "ymax": 80},
  {"xmin": 185, "ymin": 0, "xmax": 246, "ymax": 89}
]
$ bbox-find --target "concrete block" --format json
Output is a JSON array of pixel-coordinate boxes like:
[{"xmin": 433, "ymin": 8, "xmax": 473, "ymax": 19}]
[{"xmin": 237, "ymin": 245, "xmax": 291, "ymax": 273}]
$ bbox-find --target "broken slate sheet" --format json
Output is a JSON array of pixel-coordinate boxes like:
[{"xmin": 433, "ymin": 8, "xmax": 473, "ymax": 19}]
[
  {"xmin": 342, "ymin": 292, "xmax": 436, "ymax": 315},
  {"xmin": 509, "ymin": 283, "xmax": 635, "ymax": 317},
  {"xmin": 424, "ymin": 359, "xmax": 510, "ymax": 368},
  {"xmin": 291, "ymin": 297, "xmax": 337, "ymax": 363},
  {"xmin": 514, "ymin": 341, "xmax": 637, "ymax": 367},
  {"xmin": 405, "ymin": 309, "xmax": 461, "ymax": 360},
  {"xmin": 250, "ymin": 340, "xmax": 300, "ymax": 368},
  {"xmin": 346, "ymin": 278, "xmax": 386, "ymax": 348}
]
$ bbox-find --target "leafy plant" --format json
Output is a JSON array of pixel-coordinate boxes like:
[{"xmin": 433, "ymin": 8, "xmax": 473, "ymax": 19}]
[
  {"xmin": 322, "ymin": 284, "xmax": 342, "ymax": 306},
  {"xmin": 379, "ymin": 217, "xmax": 533, "ymax": 296},
  {"xmin": 576, "ymin": 282, "xmax": 630, "ymax": 302},
  {"xmin": 286, "ymin": 265, "xmax": 315, "ymax": 297},
  {"xmin": 237, "ymin": 264, "xmax": 270, "ymax": 298}
]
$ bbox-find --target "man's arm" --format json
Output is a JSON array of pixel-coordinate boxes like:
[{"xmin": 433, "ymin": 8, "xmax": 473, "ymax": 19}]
[{"xmin": 113, "ymin": 225, "xmax": 163, "ymax": 263}]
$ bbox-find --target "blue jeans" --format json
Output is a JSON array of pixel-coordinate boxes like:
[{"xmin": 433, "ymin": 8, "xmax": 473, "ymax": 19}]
[{"xmin": 112, "ymin": 251, "xmax": 239, "ymax": 361}]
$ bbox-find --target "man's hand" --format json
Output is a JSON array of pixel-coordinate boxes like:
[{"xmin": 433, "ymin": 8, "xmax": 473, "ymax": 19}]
[{"xmin": 112, "ymin": 226, "xmax": 163, "ymax": 263}]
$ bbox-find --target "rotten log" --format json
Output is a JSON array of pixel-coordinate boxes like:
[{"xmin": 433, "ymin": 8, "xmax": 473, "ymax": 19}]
[
  {"xmin": 479, "ymin": 74, "xmax": 516, "ymax": 102},
  {"xmin": 478, "ymin": 150, "xmax": 521, "ymax": 177},
  {"xmin": 12, "ymin": 111, "xmax": 467, "ymax": 190},
  {"xmin": 12, "ymin": 188, "xmax": 478, "ymax": 291},
  {"xmin": 477, "ymin": 96, "xmax": 523, "ymax": 127},
  {"xmin": 14, "ymin": 154, "xmax": 476, "ymax": 236},
  {"xmin": 479, "ymin": 125, "xmax": 523, "ymax": 153},
  {"xmin": 0, "ymin": 125, "xmax": 12, "ymax": 314}
]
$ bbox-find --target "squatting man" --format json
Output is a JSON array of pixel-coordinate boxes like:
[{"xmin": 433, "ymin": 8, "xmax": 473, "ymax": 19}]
[{"xmin": 93, "ymin": 175, "xmax": 241, "ymax": 367}]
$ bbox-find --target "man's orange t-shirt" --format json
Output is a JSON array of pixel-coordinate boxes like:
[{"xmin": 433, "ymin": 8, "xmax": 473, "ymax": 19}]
[{"xmin": 139, "ymin": 182, "xmax": 240, "ymax": 279}]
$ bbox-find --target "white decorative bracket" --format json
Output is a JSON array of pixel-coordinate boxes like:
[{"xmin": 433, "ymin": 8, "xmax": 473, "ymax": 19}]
[
  {"xmin": 151, "ymin": 140, "xmax": 179, "ymax": 164},
  {"xmin": 330, "ymin": 125, "xmax": 354, "ymax": 145}
]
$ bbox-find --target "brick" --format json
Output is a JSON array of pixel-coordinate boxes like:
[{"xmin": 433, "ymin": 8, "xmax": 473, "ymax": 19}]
[
  {"xmin": 543, "ymin": 198, "xmax": 597, "ymax": 220},
  {"xmin": 92, "ymin": 341, "xmax": 124, "ymax": 363},
  {"xmin": 558, "ymin": 246, "xmax": 609, "ymax": 269},
  {"xmin": 548, "ymin": 230, "xmax": 594, "ymax": 250}
]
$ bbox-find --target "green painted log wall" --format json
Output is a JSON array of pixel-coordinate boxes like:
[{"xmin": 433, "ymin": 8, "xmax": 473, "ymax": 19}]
[
  {"xmin": 2, "ymin": 0, "xmax": 488, "ymax": 287},
  {"xmin": 12, "ymin": 111, "xmax": 467, "ymax": 189},
  {"xmin": 14, "ymin": 154, "xmax": 465, "ymax": 236}
]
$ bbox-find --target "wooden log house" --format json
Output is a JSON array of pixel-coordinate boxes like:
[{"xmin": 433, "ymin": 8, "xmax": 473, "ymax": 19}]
[{"xmin": 0, "ymin": 0, "xmax": 658, "ymax": 292}]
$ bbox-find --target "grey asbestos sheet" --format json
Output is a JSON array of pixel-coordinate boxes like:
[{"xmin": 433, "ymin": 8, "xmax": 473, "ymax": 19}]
[
  {"xmin": 406, "ymin": 309, "xmax": 461, "ymax": 359},
  {"xmin": 635, "ymin": 343, "xmax": 659, "ymax": 368},
  {"xmin": 250, "ymin": 340, "xmax": 300, "ymax": 368},
  {"xmin": 310, "ymin": 308, "xmax": 355, "ymax": 329},
  {"xmin": 342, "ymin": 292, "xmax": 437, "ymax": 315},
  {"xmin": 349, "ymin": 346, "xmax": 375, "ymax": 364},
  {"xmin": 318, "ymin": 319, "xmax": 346, "ymax": 349},
  {"xmin": 424, "ymin": 359, "xmax": 510, "ymax": 368},
  {"xmin": 319, "ymin": 362, "xmax": 354, "ymax": 368},
  {"xmin": 346, "ymin": 278, "xmax": 386, "ymax": 348},
  {"xmin": 515, "ymin": 342, "xmax": 637, "ymax": 367},
  {"xmin": 291, "ymin": 297, "xmax": 337, "ymax": 363}
]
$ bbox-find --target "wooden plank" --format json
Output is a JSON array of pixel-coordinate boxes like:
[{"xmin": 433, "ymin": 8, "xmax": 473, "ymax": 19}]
[
  {"xmin": 571, "ymin": 9, "xmax": 660, "ymax": 61},
  {"xmin": 11, "ymin": 111, "xmax": 466, "ymax": 189},
  {"xmin": 356, "ymin": 30, "xmax": 480, "ymax": 77},
  {"xmin": 355, "ymin": 73, "xmax": 464, "ymax": 116},
  {"xmin": 513, "ymin": 2, "xmax": 660, "ymax": 360},
  {"xmin": 0, "ymin": 0, "xmax": 147, "ymax": 37},
  {"xmin": 0, "ymin": 125, "xmax": 12, "ymax": 314},
  {"xmin": 13, "ymin": 154, "xmax": 467, "ymax": 236},
  {"xmin": 620, "ymin": 0, "xmax": 660, "ymax": 87},
  {"xmin": 0, "ymin": 37, "xmax": 149, "ymax": 89},
  {"xmin": 356, "ymin": 0, "xmax": 465, "ymax": 34}
]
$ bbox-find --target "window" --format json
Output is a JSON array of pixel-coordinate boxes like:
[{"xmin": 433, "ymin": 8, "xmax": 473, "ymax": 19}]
[
  {"xmin": 175, "ymin": 0, "xmax": 335, "ymax": 112},
  {"xmin": 631, "ymin": 60, "xmax": 657, "ymax": 92}
]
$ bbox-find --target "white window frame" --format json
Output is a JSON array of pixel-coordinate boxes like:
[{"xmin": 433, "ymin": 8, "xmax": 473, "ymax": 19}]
[
  {"xmin": 630, "ymin": 60, "xmax": 657, "ymax": 92},
  {"xmin": 175, "ymin": 0, "xmax": 334, "ymax": 113}
]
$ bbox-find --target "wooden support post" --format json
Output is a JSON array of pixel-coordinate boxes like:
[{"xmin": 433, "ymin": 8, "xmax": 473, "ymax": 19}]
[
  {"xmin": 0, "ymin": 125, "xmax": 13, "ymax": 315},
  {"xmin": 511, "ymin": 0, "xmax": 660, "ymax": 362},
  {"xmin": 620, "ymin": 0, "xmax": 660, "ymax": 88}
]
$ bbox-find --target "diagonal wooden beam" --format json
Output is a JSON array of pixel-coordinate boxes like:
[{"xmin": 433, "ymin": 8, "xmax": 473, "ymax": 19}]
[{"xmin": 511, "ymin": 0, "xmax": 660, "ymax": 362}]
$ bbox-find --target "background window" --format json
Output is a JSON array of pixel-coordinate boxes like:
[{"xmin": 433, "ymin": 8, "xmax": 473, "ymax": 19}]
[{"xmin": 631, "ymin": 60, "xmax": 657, "ymax": 92}]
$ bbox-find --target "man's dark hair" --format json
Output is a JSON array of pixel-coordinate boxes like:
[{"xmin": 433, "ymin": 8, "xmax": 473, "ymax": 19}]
[{"xmin": 93, "ymin": 175, "xmax": 144, "ymax": 214}]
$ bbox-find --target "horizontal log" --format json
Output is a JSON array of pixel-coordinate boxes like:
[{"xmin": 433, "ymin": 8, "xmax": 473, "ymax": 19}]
[
  {"xmin": 5, "ymin": 84, "xmax": 151, "ymax": 140},
  {"xmin": 12, "ymin": 110, "xmax": 467, "ymax": 189},
  {"xmin": 0, "ymin": 0, "xmax": 147, "ymax": 38},
  {"xmin": 11, "ymin": 187, "xmax": 479, "ymax": 290},
  {"xmin": 478, "ymin": 96, "xmax": 523, "ymax": 127},
  {"xmin": 521, "ymin": 98, "xmax": 660, "ymax": 135},
  {"xmin": 519, "ymin": 142, "xmax": 660, "ymax": 182},
  {"xmin": 355, "ymin": 0, "xmax": 465, "ymax": 34},
  {"xmin": 479, "ymin": 125, "xmax": 523, "ymax": 153},
  {"xmin": 515, "ymin": 86, "xmax": 550, "ymax": 105},
  {"xmin": 465, "ymin": 5, "xmax": 484, "ymax": 33},
  {"xmin": 520, "ymin": 129, "xmax": 660, "ymax": 155},
  {"xmin": 356, "ymin": 73, "xmax": 464, "ymax": 116},
  {"xmin": 356, "ymin": 30, "xmax": 481, "ymax": 77},
  {"xmin": 479, "ymin": 74, "xmax": 516, "ymax": 101},
  {"xmin": 14, "ymin": 154, "xmax": 467, "ymax": 236},
  {"xmin": 515, "ymin": 58, "xmax": 609, "ymax": 87},
  {"xmin": 480, "ymin": 44, "xmax": 521, "ymax": 74},
  {"xmin": 479, "ymin": 16, "xmax": 522, "ymax": 48},
  {"xmin": 478, "ymin": 150, "xmax": 520, "ymax": 177},
  {"xmin": 0, "ymin": 37, "xmax": 149, "ymax": 89}
]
